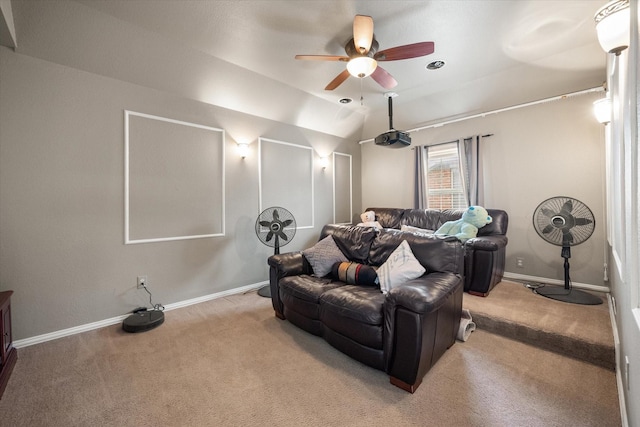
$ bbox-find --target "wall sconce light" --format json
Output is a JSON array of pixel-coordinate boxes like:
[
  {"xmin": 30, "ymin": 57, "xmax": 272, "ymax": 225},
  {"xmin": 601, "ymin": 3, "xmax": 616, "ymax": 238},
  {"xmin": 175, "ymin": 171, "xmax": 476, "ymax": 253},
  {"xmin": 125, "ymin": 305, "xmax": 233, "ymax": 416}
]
[
  {"xmin": 319, "ymin": 156, "xmax": 329, "ymax": 169},
  {"xmin": 593, "ymin": 96, "xmax": 612, "ymax": 124},
  {"xmin": 594, "ymin": 0, "xmax": 630, "ymax": 55},
  {"xmin": 237, "ymin": 142, "xmax": 250, "ymax": 159}
]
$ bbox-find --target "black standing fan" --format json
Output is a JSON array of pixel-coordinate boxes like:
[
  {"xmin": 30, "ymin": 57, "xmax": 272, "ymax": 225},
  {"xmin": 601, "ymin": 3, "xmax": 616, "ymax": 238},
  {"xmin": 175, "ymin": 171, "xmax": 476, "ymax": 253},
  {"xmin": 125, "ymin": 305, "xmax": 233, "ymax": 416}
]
[
  {"xmin": 255, "ymin": 207, "xmax": 296, "ymax": 297},
  {"xmin": 532, "ymin": 196, "xmax": 602, "ymax": 305}
]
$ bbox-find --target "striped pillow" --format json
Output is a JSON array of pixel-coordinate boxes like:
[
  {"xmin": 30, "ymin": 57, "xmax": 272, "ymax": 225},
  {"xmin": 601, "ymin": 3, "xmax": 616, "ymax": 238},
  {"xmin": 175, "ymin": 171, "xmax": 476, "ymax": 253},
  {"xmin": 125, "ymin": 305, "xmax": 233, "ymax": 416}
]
[{"xmin": 331, "ymin": 262, "xmax": 378, "ymax": 287}]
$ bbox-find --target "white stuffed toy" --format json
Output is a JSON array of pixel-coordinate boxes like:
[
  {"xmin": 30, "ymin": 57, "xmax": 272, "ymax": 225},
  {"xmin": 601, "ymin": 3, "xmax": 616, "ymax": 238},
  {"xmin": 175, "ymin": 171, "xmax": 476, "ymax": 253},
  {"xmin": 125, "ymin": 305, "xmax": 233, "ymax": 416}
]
[
  {"xmin": 435, "ymin": 206, "xmax": 492, "ymax": 242},
  {"xmin": 356, "ymin": 210, "xmax": 382, "ymax": 229}
]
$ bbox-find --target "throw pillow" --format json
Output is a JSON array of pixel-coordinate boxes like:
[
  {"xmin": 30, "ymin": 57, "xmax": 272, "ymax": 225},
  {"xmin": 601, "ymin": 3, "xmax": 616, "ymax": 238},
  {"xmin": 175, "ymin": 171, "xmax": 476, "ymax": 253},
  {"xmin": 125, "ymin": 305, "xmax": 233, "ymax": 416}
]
[
  {"xmin": 302, "ymin": 235, "xmax": 348, "ymax": 277},
  {"xmin": 377, "ymin": 240, "xmax": 426, "ymax": 294},
  {"xmin": 331, "ymin": 262, "xmax": 378, "ymax": 287}
]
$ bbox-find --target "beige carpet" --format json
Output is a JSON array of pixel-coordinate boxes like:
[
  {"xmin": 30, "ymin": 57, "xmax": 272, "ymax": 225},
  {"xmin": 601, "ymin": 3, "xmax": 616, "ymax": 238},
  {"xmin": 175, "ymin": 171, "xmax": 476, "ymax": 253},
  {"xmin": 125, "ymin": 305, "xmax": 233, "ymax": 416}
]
[
  {"xmin": 0, "ymin": 290, "xmax": 621, "ymax": 426},
  {"xmin": 463, "ymin": 280, "xmax": 615, "ymax": 370}
]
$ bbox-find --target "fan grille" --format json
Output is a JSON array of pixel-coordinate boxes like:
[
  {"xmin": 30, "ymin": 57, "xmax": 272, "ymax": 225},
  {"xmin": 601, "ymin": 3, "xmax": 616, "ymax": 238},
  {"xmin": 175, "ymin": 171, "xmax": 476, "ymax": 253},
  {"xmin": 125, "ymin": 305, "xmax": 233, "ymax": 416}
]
[
  {"xmin": 255, "ymin": 207, "xmax": 296, "ymax": 249},
  {"xmin": 533, "ymin": 197, "xmax": 595, "ymax": 247}
]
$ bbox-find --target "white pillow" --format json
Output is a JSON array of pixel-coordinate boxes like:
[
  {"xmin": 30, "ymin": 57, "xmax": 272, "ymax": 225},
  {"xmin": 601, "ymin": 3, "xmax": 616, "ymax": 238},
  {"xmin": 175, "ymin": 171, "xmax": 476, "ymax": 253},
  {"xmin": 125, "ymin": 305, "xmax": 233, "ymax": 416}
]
[
  {"xmin": 401, "ymin": 224, "xmax": 434, "ymax": 234},
  {"xmin": 377, "ymin": 240, "xmax": 426, "ymax": 294},
  {"xmin": 302, "ymin": 235, "xmax": 348, "ymax": 277}
]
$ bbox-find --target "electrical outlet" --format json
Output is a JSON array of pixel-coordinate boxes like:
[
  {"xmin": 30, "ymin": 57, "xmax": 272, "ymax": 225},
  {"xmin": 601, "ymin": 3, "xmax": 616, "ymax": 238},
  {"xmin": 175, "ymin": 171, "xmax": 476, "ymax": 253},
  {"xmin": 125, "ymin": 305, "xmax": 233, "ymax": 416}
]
[
  {"xmin": 516, "ymin": 257, "xmax": 525, "ymax": 268},
  {"xmin": 137, "ymin": 276, "xmax": 147, "ymax": 289}
]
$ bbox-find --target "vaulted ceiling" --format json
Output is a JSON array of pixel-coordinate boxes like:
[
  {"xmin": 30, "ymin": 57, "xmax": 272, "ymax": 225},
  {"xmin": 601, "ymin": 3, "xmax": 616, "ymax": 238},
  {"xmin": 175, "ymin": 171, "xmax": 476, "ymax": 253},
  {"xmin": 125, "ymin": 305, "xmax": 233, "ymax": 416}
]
[{"xmin": 4, "ymin": 0, "xmax": 606, "ymax": 140}]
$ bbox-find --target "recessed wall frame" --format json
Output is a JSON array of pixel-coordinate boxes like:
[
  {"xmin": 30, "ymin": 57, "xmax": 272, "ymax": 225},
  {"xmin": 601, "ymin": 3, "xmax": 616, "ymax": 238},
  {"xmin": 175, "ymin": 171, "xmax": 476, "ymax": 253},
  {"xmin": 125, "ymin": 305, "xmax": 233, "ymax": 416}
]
[
  {"xmin": 124, "ymin": 110, "xmax": 225, "ymax": 244},
  {"xmin": 333, "ymin": 152, "xmax": 353, "ymax": 224},
  {"xmin": 258, "ymin": 137, "xmax": 314, "ymax": 229}
]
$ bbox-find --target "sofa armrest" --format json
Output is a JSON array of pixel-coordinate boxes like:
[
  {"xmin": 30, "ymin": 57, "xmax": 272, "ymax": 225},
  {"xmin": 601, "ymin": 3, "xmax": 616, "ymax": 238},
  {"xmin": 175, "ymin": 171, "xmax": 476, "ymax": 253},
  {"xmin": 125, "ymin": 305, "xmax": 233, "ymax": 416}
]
[
  {"xmin": 385, "ymin": 272, "xmax": 462, "ymax": 314},
  {"xmin": 383, "ymin": 273, "xmax": 463, "ymax": 391},
  {"xmin": 268, "ymin": 252, "xmax": 309, "ymax": 277},
  {"xmin": 463, "ymin": 235, "xmax": 508, "ymax": 296},
  {"xmin": 465, "ymin": 235, "xmax": 508, "ymax": 251},
  {"xmin": 267, "ymin": 252, "xmax": 312, "ymax": 318}
]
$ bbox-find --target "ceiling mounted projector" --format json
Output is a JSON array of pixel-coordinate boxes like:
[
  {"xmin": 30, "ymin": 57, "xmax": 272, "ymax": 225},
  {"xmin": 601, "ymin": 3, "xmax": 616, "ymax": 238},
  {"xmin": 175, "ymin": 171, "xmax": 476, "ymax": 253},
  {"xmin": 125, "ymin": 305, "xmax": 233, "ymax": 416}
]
[
  {"xmin": 374, "ymin": 94, "xmax": 411, "ymax": 149},
  {"xmin": 374, "ymin": 129, "xmax": 411, "ymax": 148}
]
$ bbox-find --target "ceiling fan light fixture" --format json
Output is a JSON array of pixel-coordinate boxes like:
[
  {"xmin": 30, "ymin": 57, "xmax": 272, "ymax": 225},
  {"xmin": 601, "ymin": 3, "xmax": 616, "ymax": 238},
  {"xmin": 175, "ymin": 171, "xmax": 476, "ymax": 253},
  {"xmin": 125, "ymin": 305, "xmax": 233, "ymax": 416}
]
[
  {"xmin": 594, "ymin": 0, "xmax": 630, "ymax": 55},
  {"xmin": 347, "ymin": 57, "xmax": 377, "ymax": 78},
  {"xmin": 353, "ymin": 15, "xmax": 374, "ymax": 54},
  {"xmin": 296, "ymin": 15, "xmax": 434, "ymax": 90}
]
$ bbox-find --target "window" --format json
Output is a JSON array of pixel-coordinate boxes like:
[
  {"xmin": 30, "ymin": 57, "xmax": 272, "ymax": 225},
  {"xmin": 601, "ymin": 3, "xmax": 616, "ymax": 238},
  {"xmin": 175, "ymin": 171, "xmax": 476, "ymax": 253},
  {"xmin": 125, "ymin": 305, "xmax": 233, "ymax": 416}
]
[{"xmin": 426, "ymin": 143, "xmax": 467, "ymax": 209}]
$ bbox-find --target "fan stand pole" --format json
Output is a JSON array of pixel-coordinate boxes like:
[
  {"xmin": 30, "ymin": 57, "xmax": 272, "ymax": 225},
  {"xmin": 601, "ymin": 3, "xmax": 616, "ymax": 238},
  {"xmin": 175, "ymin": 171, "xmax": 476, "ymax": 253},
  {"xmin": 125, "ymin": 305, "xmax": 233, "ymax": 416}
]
[
  {"xmin": 257, "ymin": 237, "xmax": 280, "ymax": 298},
  {"xmin": 534, "ymin": 246, "xmax": 602, "ymax": 305}
]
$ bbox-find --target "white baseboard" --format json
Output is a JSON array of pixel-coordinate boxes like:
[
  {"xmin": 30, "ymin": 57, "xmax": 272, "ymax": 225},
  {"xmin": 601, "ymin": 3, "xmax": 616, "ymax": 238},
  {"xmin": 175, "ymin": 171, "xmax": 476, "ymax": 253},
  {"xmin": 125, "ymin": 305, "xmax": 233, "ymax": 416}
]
[
  {"xmin": 12, "ymin": 281, "xmax": 268, "ymax": 349},
  {"xmin": 503, "ymin": 271, "xmax": 610, "ymax": 293},
  {"xmin": 608, "ymin": 293, "xmax": 629, "ymax": 427}
]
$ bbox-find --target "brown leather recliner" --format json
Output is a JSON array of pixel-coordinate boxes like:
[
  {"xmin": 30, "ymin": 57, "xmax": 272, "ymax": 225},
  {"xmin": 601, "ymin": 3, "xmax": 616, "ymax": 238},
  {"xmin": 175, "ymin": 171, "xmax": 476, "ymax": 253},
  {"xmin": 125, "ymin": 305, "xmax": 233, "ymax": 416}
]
[{"xmin": 268, "ymin": 224, "xmax": 464, "ymax": 393}]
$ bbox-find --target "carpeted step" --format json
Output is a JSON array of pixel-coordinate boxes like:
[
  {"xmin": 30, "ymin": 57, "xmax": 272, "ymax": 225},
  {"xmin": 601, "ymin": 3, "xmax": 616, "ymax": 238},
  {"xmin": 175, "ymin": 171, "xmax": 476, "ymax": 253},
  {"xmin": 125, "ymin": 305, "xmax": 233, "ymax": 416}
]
[{"xmin": 462, "ymin": 280, "xmax": 615, "ymax": 371}]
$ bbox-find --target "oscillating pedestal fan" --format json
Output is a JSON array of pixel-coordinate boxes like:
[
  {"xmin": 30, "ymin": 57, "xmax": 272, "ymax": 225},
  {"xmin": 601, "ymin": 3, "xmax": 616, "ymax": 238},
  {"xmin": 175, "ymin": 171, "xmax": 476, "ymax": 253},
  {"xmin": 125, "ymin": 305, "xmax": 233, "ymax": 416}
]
[
  {"xmin": 532, "ymin": 196, "xmax": 602, "ymax": 305},
  {"xmin": 255, "ymin": 207, "xmax": 297, "ymax": 297}
]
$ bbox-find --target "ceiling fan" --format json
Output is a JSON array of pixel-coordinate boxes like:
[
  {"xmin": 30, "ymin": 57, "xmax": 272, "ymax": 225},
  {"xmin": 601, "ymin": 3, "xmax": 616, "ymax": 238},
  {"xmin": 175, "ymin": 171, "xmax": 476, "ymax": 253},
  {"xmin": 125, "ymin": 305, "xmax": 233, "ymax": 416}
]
[{"xmin": 295, "ymin": 15, "xmax": 435, "ymax": 91}]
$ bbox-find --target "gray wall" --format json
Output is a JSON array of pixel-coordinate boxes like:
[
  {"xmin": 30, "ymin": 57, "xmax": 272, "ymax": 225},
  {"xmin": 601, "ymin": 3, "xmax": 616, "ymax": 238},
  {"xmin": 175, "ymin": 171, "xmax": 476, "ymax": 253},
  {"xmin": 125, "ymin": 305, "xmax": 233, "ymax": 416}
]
[
  {"xmin": 361, "ymin": 92, "xmax": 607, "ymax": 287},
  {"xmin": 0, "ymin": 47, "xmax": 361, "ymax": 340}
]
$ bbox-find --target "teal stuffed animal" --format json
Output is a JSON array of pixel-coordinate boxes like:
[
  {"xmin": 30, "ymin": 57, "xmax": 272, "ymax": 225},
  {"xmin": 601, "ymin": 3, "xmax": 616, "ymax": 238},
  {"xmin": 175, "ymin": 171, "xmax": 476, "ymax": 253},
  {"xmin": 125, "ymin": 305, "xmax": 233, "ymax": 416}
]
[{"xmin": 435, "ymin": 206, "xmax": 493, "ymax": 242}]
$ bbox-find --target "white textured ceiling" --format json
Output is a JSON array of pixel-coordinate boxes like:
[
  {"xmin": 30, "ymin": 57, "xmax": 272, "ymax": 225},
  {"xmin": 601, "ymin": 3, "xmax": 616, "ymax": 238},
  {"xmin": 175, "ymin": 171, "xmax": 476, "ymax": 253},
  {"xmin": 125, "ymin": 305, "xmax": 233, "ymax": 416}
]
[{"xmin": 10, "ymin": 0, "xmax": 607, "ymax": 139}]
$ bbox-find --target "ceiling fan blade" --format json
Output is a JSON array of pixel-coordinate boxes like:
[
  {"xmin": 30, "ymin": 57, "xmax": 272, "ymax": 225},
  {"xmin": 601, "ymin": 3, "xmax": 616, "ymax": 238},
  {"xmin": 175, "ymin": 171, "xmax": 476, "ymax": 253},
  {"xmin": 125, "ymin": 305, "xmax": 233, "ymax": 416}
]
[
  {"xmin": 375, "ymin": 41, "xmax": 435, "ymax": 61},
  {"xmin": 370, "ymin": 66, "xmax": 397, "ymax": 89},
  {"xmin": 353, "ymin": 15, "xmax": 374, "ymax": 54},
  {"xmin": 295, "ymin": 54, "xmax": 349, "ymax": 62},
  {"xmin": 325, "ymin": 69, "xmax": 351, "ymax": 90}
]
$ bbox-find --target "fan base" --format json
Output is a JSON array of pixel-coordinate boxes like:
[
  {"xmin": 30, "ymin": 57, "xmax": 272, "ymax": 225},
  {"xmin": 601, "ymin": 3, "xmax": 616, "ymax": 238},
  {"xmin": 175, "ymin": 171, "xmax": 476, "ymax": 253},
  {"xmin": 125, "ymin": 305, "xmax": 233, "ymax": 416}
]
[
  {"xmin": 535, "ymin": 285, "xmax": 603, "ymax": 305},
  {"xmin": 257, "ymin": 285, "xmax": 271, "ymax": 298}
]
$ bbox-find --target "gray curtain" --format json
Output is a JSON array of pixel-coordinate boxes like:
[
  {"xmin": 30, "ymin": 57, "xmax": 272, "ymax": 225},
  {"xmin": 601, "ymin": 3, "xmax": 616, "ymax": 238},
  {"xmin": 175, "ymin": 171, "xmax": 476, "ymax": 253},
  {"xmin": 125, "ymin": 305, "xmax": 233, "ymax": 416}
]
[
  {"xmin": 458, "ymin": 135, "xmax": 483, "ymax": 206},
  {"xmin": 414, "ymin": 146, "xmax": 428, "ymax": 209}
]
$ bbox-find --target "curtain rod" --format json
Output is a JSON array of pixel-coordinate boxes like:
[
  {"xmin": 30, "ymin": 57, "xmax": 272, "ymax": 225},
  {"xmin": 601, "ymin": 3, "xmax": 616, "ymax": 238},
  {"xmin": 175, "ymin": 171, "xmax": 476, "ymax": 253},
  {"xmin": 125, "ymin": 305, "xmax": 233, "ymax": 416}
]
[
  {"xmin": 358, "ymin": 86, "xmax": 604, "ymax": 145},
  {"xmin": 410, "ymin": 134, "xmax": 494, "ymax": 150}
]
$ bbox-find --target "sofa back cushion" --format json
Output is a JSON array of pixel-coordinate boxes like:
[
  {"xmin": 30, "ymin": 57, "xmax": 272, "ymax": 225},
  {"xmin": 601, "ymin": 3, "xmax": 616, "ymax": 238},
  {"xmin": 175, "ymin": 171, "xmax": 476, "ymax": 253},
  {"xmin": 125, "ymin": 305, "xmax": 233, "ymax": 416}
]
[
  {"xmin": 319, "ymin": 224, "xmax": 377, "ymax": 264},
  {"xmin": 400, "ymin": 209, "xmax": 442, "ymax": 231},
  {"xmin": 368, "ymin": 207, "xmax": 508, "ymax": 237},
  {"xmin": 367, "ymin": 208, "xmax": 406, "ymax": 229},
  {"xmin": 368, "ymin": 228, "xmax": 463, "ymax": 275},
  {"xmin": 482, "ymin": 209, "xmax": 509, "ymax": 236}
]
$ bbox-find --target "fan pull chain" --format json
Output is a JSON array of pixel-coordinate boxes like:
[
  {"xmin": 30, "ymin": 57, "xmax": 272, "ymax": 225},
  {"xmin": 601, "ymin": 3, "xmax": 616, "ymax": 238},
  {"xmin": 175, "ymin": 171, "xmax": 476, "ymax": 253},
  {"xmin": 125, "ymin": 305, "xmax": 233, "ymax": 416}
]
[{"xmin": 360, "ymin": 78, "xmax": 364, "ymax": 106}]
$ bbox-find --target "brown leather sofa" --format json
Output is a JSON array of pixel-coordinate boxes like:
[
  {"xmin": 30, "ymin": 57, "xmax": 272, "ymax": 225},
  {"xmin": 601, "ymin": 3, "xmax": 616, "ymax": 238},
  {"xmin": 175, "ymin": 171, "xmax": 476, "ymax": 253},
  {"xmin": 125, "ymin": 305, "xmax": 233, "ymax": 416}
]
[
  {"xmin": 367, "ymin": 207, "xmax": 509, "ymax": 296},
  {"xmin": 268, "ymin": 224, "xmax": 464, "ymax": 393}
]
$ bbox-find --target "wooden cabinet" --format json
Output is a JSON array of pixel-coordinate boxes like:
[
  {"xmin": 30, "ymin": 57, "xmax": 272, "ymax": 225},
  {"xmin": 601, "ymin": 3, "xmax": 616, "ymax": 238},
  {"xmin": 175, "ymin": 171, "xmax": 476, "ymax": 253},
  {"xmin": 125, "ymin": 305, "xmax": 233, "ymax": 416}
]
[{"xmin": 0, "ymin": 291, "xmax": 17, "ymax": 399}]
